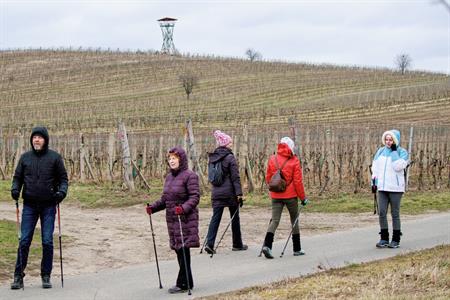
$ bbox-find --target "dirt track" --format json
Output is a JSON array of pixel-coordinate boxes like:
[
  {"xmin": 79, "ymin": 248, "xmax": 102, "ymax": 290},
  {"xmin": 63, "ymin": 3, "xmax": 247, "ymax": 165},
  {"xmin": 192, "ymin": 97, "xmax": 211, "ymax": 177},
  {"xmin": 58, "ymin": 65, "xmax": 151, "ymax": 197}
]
[{"xmin": 0, "ymin": 202, "xmax": 423, "ymax": 284}]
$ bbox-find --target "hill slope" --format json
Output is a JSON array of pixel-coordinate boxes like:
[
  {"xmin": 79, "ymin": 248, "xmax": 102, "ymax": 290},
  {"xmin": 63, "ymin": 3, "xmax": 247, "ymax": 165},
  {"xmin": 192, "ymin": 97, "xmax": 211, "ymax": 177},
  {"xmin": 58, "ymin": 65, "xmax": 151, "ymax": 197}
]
[{"xmin": 1, "ymin": 50, "xmax": 448, "ymax": 134}]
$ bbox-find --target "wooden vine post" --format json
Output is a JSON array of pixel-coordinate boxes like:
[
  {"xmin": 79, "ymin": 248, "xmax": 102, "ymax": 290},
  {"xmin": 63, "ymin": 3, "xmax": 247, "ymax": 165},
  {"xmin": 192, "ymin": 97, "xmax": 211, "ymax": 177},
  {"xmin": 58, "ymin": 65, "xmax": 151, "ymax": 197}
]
[
  {"xmin": 185, "ymin": 118, "xmax": 207, "ymax": 191},
  {"xmin": 118, "ymin": 122, "xmax": 135, "ymax": 191},
  {"xmin": 241, "ymin": 124, "xmax": 254, "ymax": 193}
]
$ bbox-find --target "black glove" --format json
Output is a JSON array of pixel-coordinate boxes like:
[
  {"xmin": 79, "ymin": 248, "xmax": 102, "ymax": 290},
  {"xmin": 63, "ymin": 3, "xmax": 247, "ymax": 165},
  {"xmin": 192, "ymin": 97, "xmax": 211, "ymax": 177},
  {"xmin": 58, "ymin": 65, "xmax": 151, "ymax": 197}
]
[
  {"xmin": 11, "ymin": 189, "xmax": 20, "ymax": 201},
  {"xmin": 301, "ymin": 198, "xmax": 309, "ymax": 206},
  {"xmin": 238, "ymin": 197, "xmax": 244, "ymax": 208},
  {"xmin": 390, "ymin": 143, "xmax": 397, "ymax": 151},
  {"xmin": 53, "ymin": 191, "xmax": 66, "ymax": 204},
  {"xmin": 371, "ymin": 178, "xmax": 377, "ymax": 193},
  {"xmin": 371, "ymin": 185, "xmax": 377, "ymax": 194}
]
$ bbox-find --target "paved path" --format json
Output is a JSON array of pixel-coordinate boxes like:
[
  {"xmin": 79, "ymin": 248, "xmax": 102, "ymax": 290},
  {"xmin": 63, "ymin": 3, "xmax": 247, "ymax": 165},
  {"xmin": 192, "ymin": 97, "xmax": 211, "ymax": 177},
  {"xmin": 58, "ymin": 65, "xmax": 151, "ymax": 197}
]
[{"xmin": 1, "ymin": 212, "xmax": 449, "ymax": 300}]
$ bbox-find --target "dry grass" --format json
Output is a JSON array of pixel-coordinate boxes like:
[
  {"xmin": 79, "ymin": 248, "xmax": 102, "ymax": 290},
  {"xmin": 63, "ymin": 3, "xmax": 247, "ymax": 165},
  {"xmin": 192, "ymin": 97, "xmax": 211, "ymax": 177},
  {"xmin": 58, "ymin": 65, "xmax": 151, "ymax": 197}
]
[{"xmin": 202, "ymin": 245, "xmax": 450, "ymax": 300}]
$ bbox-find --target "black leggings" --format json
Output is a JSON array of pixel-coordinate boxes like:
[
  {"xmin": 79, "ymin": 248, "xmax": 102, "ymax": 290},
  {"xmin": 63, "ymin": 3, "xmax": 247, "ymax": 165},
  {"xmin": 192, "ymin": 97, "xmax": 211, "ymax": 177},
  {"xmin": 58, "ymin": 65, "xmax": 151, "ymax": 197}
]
[{"xmin": 175, "ymin": 247, "xmax": 193, "ymax": 289}]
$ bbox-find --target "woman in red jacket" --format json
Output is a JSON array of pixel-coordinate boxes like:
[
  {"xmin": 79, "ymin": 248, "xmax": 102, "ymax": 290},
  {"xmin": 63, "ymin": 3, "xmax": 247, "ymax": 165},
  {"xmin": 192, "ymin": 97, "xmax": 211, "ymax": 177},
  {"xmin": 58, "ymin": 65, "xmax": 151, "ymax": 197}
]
[{"xmin": 262, "ymin": 137, "xmax": 308, "ymax": 259}]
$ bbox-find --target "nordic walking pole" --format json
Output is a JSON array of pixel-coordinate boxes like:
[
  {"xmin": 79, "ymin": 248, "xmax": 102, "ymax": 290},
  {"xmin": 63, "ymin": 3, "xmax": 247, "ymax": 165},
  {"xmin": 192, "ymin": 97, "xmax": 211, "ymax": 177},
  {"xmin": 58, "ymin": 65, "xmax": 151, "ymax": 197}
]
[
  {"xmin": 15, "ymin": 200, "xmax": 24, "ymax": 290},
  {"xmin": 199, "ymin": 216, "xmax": 214, "ymax": 254},
  {"xmin": 177, "ymin": 215, "xmax": 192, "ymax": 296},
  {"xmin": 147, "ymin": 203, "xmax": 163, "ymax": 289},
  {"xmin": 258, "ymin": 218, "xmax": 272, "ymax": 257},
  {"xmin": 211, "ymin": 207, "xmax": 239, "ymax": 258},
  {"xmin": 372, "ymin": 179, "xmax": 378, "ymax": 215},
  {"xmin": 280, "ymin": 204, "xmax": 304, "ymax": 258},
  {"xmin": 199, "ymin": 223, "xmax": 209, "ymax": 254},
  {"xmin": 57, "ymin": 204, "xmax": 64, "ymax": 288}
]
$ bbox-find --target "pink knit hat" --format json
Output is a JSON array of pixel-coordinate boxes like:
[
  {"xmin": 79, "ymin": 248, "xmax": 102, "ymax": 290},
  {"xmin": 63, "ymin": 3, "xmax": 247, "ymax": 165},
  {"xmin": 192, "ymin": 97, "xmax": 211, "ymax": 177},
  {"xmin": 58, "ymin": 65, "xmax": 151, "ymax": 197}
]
[{"xmin": 214, "ymin": 130, "xmax": 232, "ymax": 147}]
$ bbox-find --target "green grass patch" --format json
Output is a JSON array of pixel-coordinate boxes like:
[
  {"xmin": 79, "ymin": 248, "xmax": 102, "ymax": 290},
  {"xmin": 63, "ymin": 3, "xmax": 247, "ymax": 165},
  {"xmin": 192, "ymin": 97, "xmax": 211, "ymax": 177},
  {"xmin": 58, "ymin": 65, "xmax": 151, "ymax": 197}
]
[
  {"xmin": 0, "ymin": 180, "xmax": 165, "ymax": 208},
  {"xmin": 0, "ymin": 219, "xmax": 44, "ymax": 281},
  {"xmin": 202, "ymin": 245, "xmax": 450, "ymax": 299},
  {"xmin": 1, "ymin": 180, "xmax": 448, "ymax": 213},
  {"xmin": 65, "ymin": 182, "xmax": 157, "ymax": 208},
  {"xmin": 0, "ymin": 180, "xmax": 10, "ymax": 202},
  {"xmin": 242, "ymin": 190, "xmax": 450, "ymax": 214}
]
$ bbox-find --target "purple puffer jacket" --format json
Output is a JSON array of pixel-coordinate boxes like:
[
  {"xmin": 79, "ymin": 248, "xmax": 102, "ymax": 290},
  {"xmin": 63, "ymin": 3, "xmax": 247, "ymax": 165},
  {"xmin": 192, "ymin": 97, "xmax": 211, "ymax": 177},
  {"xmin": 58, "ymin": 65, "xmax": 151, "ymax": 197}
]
[
  {"xmin": 150, "ymin": 147, "xmax": 200, "ymax": 250},
  {"xmin": 209, "ymin": 146, "xmax": 243, "ymax": 208}
]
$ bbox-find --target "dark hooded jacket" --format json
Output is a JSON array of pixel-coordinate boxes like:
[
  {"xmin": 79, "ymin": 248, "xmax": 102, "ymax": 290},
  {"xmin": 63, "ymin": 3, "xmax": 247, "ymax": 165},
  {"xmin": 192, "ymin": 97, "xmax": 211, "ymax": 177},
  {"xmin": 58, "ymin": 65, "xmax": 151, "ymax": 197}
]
[
  {"xmin": 150, "ymin": 147, "xmax": 200, "ymax": 250},
  {"xmin": 11, "ymin": 126, "xmax": 69, "ymax": 207},
  {"xmin": 208, "ymin": 146, "xmax": 243, "ymax": 208}
]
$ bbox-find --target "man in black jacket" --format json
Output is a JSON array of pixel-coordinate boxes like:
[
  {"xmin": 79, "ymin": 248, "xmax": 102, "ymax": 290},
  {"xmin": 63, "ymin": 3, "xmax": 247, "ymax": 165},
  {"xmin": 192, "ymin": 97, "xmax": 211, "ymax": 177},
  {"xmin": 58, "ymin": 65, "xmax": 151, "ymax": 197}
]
[{"xmin": 10, "ymin": 126, "xmax": 68, "ymax": 290}]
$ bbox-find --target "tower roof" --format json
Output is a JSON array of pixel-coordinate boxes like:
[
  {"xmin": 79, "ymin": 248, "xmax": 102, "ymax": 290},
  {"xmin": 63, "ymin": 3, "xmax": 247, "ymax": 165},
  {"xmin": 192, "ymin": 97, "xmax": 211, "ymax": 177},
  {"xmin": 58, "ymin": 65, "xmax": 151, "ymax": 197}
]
[{"xmin": 157, "ymin": 17, "xmax": 177, "ymax": 22}]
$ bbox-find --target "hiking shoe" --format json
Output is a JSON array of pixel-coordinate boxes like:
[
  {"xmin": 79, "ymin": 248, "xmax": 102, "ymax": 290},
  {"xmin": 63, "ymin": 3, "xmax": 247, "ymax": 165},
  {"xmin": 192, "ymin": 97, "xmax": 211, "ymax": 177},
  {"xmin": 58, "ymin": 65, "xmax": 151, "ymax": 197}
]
[
  {"xmin": 204, "ymin": 245, "xmax": 216, "ymax": 255},
  {"xmin": 388, "ymin": 241, "xmax": 400, "ymax": 248},
  {"xmin": 41, "ymin": 275, "xmax": 52, "ymax": 289},
  {"xmin": 168, "ymin": 286, "xmax": 188, "ymax": 294},
  {"xmin": 294, "ymin": 249, "xmax": 306, "ymax": 256},
  {"xmin": 10, "ymin": 275, "xmax": 23, "ymax": 290},
  {"xmin": 262, "ymin": 246, "xmax": 274, "ymax": 259},
  {"xmin": 232, "ymin": 244, "xmax": 248, "ymax": 251},
  {"xmin": 376, "ymin": 239, "xmax": 389, "ymax": 248}
]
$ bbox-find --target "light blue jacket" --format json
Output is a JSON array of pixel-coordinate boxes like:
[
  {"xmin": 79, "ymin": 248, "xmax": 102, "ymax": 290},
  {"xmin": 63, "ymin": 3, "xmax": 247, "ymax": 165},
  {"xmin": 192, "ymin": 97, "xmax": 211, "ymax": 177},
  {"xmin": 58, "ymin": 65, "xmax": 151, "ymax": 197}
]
[{"xmin": 371, "ymin": 130, "xmax": 409, "ymax": 192}]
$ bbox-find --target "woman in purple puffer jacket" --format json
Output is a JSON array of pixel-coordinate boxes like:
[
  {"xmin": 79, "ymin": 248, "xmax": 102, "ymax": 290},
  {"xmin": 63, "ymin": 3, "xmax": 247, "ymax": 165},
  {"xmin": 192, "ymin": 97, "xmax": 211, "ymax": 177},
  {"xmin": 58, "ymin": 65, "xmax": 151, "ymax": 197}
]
[{"xmin": 146, "ymin": 146, "xmax": 200, "ymax": 294}]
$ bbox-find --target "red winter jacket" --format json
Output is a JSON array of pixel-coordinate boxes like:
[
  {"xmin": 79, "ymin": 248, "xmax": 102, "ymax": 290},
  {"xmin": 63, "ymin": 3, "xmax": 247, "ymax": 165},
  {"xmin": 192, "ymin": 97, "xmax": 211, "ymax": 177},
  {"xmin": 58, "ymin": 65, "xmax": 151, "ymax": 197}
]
[{"xmin": 266, "ymin": 143, "xmax": 306, "ymax": 201}]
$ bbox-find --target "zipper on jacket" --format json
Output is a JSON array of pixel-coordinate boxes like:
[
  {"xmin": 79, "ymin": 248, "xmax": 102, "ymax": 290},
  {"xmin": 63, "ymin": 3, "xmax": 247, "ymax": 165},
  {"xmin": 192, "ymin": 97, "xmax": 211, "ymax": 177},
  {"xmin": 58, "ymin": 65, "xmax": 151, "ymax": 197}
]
[
  {"xmin": 396, "ymin": 174, "xmax": 399, "ymax": 186},
  {"xmin": 37, "ymin": 157, "xmax": 41, "ymax": 180},
  {"xmin": 382, "ymin": 150, "xmax": 388, "ymax": 190}
]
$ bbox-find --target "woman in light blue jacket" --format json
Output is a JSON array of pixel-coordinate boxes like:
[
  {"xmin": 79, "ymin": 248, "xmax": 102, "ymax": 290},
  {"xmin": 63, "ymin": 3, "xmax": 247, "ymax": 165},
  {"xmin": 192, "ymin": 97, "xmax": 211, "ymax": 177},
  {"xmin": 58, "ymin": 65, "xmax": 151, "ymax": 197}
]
[{"xmin": 371, "ymin": 129, "xmax": 409, "ymax": 248}]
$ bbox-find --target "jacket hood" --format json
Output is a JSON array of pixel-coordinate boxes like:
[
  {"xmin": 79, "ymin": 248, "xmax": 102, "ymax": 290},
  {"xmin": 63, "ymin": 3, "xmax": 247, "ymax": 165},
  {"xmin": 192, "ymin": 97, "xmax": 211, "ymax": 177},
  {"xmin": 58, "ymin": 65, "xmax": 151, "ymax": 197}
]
[
  {"xmin": 209, "ymin": 146, "xmax": 232, "ymax": 163},
  {"xmin": 382, "ymin": 129, "xmax": 401, "ymax": 146},
  {"xmin": 168, "ymin": 146, "xmax": 188, "ymax": 174},
  {"xmin": 277, "ymin": 143, "xmax": 293, "ymax": 157},
  {"xmin": 30, "ymin": 126, "xmax": 49, "ymax": 153}
]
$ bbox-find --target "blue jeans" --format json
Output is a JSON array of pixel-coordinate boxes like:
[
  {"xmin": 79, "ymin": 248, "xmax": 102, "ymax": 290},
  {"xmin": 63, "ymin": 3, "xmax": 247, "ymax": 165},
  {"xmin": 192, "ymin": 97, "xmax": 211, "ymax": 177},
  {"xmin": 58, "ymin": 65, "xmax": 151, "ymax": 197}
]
[
  {"xmin": 14, "ymin": 204, "xmax": 56, "ymax": 277},
  {"xmin": 206, "ymin": 205, "xmax": 243, "ymax": 248}
]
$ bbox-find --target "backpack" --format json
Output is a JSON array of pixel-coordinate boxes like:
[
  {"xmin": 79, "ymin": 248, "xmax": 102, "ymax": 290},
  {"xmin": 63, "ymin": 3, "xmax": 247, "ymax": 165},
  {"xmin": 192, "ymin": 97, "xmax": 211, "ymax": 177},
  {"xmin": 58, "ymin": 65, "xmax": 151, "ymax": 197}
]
[
  {"xmin": 268, "ymin": 156, "xmax": 291, "ymax": 192},
  {"xmin": 208, "ymin": 154, "xmax": 230, "ymax": 187}
]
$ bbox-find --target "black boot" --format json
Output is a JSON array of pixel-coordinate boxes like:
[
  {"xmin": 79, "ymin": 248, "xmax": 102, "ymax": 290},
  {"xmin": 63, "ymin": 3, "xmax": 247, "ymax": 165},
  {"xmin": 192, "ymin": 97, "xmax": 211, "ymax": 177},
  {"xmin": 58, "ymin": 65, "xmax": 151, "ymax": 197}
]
[
  {"xmin": 262, "ymin": 232, "xmax": 274, "ymax": 259},
  {"xmin": 389, "ymin": 230, "xmax": 402, "ymax": 248},
  {"xmin": 11, "ymin": 274, "xmax": 23, "ymax": 290},
  {"xmin": 292, "ymin": 234, "xmax": 305, "ymax": 256},
  {"xmin": 41, "ymin": 274, "xmax": 52, "ymax": 289},
  {"xmin": 376, "ymin": 229, "xmax": 389, "ymax": 248}
]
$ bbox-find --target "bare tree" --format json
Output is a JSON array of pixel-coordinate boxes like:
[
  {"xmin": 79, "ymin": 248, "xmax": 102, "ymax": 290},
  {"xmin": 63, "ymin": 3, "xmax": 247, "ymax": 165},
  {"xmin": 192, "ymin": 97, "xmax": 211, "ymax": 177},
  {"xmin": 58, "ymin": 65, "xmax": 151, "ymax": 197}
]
[
  {"xmin": 179, "ymin": 72, "xmax": 198, "ymax": 100},
  {"xmin": 245, "ymin": 48, "xmax": 262, "ymax": 62},
  {"xmin": 395, "ymin": 54, "xmax": 412, "ymax": 75}
]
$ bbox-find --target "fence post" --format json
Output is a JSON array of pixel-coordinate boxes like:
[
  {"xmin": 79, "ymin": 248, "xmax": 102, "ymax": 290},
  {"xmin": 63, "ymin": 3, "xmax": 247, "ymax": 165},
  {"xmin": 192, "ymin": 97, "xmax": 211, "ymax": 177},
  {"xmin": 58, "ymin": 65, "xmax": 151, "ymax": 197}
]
[
  {"xmin": 242, "ymin": 124, "xmax": 254, "ymax": 193},
  {"xmin": 12, "ymin": 133, "xmax": 24, "ymax": 177},
  {"xmin": 185, "ymin": 119, "xmax": 207, "ymax": 191},
  {"xmin": 0, "ymin": 128, "xmax": 6, "ymax": 179},
  {"xmin": 406, "ymin": 126, "xmax": 414, "ymax": 191},
  {"xmin": 118, "ymin": 122, "xmax": 135, "ymax": 191},
  {"xmin": 107, "ymin": 132, "xmax": 115, "ymax": 182}
]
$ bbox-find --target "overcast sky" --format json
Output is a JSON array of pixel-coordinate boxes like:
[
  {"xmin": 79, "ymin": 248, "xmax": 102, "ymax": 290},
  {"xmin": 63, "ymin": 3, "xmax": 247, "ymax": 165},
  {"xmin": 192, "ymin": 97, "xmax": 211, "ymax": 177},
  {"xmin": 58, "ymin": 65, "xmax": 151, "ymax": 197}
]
[{"xmin": 1, "ymin": 0, "xmax": 449, "ymax": 74}]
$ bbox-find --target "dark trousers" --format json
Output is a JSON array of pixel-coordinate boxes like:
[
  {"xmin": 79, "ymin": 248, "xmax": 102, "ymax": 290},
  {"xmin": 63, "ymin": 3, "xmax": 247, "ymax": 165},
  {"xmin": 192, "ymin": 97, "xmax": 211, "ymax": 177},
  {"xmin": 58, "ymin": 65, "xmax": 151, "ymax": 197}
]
[
  {"xmin": 175, "ymin": 247, "xmax": 193, "ymax": 289},
  {"xmin": 206, "ymin": 205, "xmax": 243, "ymax": 248},
  {"xmin": 15, "ymin": 204, "xmax": 56, "ymax": 276},
  {"xmin": 378, "ymin": 191, "xmax": 403, "ymax": 231}
]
